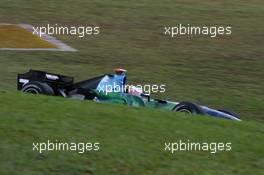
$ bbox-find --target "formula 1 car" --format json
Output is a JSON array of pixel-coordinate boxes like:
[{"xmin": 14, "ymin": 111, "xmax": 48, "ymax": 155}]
[{"xmin": 17, "ymin": 69, "xmax": 241, "ymax": 121}]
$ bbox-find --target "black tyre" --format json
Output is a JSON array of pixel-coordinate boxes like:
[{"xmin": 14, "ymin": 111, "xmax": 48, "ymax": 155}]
[
  {"xmin": 218, "ymin": 109, "xmax": 240, "ymax": 119},
  {"xmin": 173, "ymin": 102, "xmax": 204, "ymax": 115},
  {"xmin": 21, "ymin": 81, "xmax": 54, "ymax": 95}
]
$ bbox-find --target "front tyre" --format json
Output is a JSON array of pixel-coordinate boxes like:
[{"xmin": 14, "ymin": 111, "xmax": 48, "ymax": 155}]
[
  {"xmin": 21, "ymin": 81, "xmax": 54, "ymax": 95},
  {"xmin": 173, "ymin": 102, "xmax": 204, "ymax": 115}
]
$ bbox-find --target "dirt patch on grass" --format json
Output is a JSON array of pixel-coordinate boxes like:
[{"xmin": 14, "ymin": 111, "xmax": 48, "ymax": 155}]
[{"xmin": 0, "ymin": 24, "xmax": 56, "ymax": 48}]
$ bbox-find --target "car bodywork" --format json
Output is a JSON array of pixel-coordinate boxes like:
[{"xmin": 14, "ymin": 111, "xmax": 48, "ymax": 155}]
[{"xmin": 17, "ymin": 70, "xmax": 241, "ymax": 121}]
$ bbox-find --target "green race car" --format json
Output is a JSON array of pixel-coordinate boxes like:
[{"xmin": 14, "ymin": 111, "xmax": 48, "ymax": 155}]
[{"xmin": 17, "ymin": 69, "xmax": 241, "ymax": 121}]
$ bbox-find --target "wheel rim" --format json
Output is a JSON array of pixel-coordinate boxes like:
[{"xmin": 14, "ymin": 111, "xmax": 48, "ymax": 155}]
[
  {"xmin": 178, "ymin": 108, "xmax": 192, "ymax": 114},
  {"xmin": 24, "ymin": 88, "xmax": 40, "ymax": 94}
]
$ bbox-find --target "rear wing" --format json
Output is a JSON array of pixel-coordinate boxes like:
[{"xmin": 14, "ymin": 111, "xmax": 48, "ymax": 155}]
[{"xmin": 17, "ymin": 70, "xmax": 74, "ymax": 90}]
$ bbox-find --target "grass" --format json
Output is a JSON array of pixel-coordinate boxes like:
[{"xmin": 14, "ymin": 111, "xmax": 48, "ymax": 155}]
[
  {"xmin": 0, "ymin": 0, "xmax": 263, "ymax": 121},
  {"xmin": 0, "ymin": 91, "xmax": 263, "ymax": 175},
  {"xmin": 0, "ymin": 0, "xmax": 263, "ymax": 174}
]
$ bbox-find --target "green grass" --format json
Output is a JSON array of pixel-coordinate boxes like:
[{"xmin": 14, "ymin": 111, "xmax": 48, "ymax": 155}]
[
  {"xmin": 0, "ymin": 0, "xmax": 264, "ymax": 174},
  {"xmin": 0, "ymin": 0, "xmax": 263, "ymax": 121},
  {"xmin": 0, "ymin": 91, "xmax": 263, "ymax": 175}
]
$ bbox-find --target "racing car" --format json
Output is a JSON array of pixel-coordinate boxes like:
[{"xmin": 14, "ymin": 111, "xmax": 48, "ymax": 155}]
[{"xmin": 17, "ymin": 69, "xmax": 241, "ymax": 121}]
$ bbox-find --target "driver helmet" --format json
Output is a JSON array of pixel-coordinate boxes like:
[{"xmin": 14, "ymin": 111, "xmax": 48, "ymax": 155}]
[{"xmin": 114, "ymin": 68, "xmax": 127, "ymax": 75}]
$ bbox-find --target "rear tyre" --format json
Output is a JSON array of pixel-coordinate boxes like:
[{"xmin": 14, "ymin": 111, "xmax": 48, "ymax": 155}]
[
  {"xmin": 21, "ymin": 81, "xmax": 54, "ymax": 95},
  {"xmin": 173, "ymin": 102, "xmax": 204, "ymax": 115}
]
